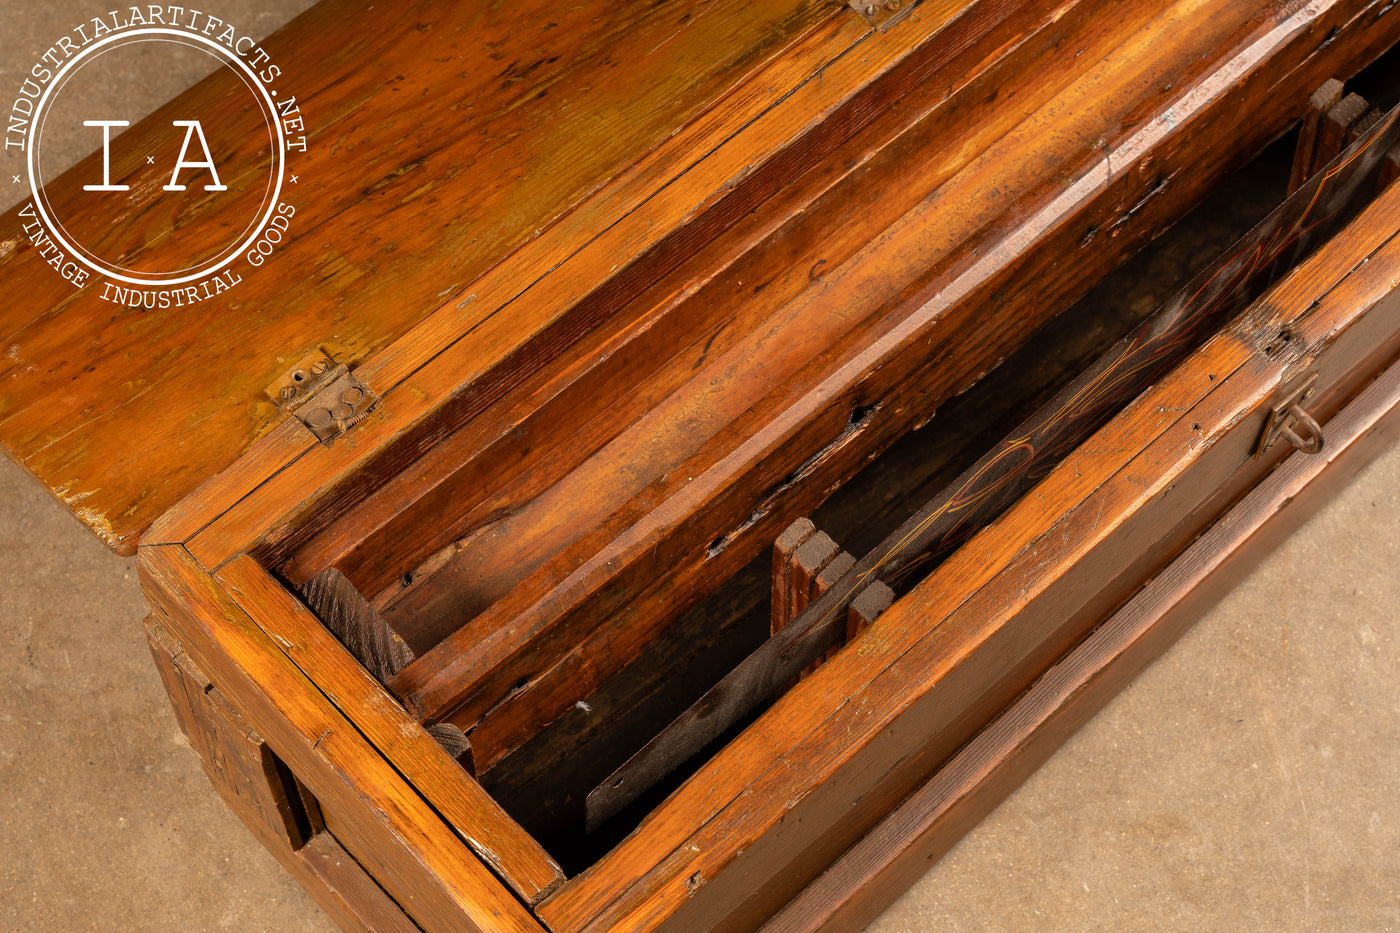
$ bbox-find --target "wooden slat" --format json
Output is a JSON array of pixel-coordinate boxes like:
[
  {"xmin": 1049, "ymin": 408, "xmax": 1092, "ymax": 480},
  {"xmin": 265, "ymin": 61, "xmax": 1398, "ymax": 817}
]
[
  {"xmin": 537, "ymin": 168, "xmax": 1400, "ymax": 933},
  {"xmin": 394, "ymin": 0, "xmax": 1400, "ymax": 776},
  {"xmin": 1288, "ymin": 78, "xmax": 1345, "ymax": 193},
  {"xmin": 772, "ymin": 518, "xmax": 817, "ymax": 636},
  {"xmin": 847, "ymin": 582, "xmax": 895, "ymax": 642},
  {"xmin": 789, "ymin": 532, "xmax": 839, "ymax": 624},
  {"xmin": 764, "ymin": 350, "xmax": 1400, "ymax": 933},
  {"xmin": 804, "ymin": 550, "xmax": 856, "ymax": 673},
  {"xmin": 814, "ymin": 552, "xmax": 856, "ymax": 601},
  {"xmin": 1313, "ymin": 90, "xmax": 1372, "ymax": 175},
  {"xmin": 138, "ymin": 545, "xmax": 545, "ymax": 933}
]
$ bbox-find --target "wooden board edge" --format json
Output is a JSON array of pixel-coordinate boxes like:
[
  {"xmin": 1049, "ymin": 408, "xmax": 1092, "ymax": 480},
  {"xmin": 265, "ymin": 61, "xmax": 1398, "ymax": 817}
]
[{"xmin": 298, "ymin": 833, "xmax": 427, "ymax": 933}]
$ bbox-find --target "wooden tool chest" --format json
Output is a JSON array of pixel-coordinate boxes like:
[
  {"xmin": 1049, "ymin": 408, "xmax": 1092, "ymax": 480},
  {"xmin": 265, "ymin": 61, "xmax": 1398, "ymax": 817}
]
[{"xmin": 4, "ymin": 0, "xmax": 1400, "ymax": 930}]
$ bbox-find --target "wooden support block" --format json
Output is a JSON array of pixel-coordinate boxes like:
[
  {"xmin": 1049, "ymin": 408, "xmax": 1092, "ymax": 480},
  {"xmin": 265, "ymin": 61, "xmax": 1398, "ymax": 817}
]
[
  {"xmin": 1289, "ymin": 78, "xmax": 1344, "ymax": 194},
  {"xmin": 847, "ymin": 582, "xmax": 897, "ymax": 643},
  {"xmin": 299, "ymin": 568, "xmax": 415, "ymax": 684},
  {"xmin": 1347, "ymin": 108, "xmax": 1383, "ymax": 148},
  {"xmin": 1315, "ymin": 92, "xmax": 1371, "ymax": 177},
  {"xmin": 814, "ymin": 552, "xmax": 856, "ymax": 600},
  {"xmin": 772, "ymin": 518, "xmax": 817, "ymax": 637},
  {"xmin": 1382, "ymin": 145, "xmax": 1400, "ymax": 193},
  {"xmin": 425, "ymin": 722, "xmax": 477, "ymax": 776},
  {"xmin": 784, "ymin": 531, "xmax": 839, "ymax": 633},
  {"xmin": 775, "ymin": 524, "xmax": 840, "ymax": 687},
  {"xmin": 804, "ymin": 552, "xmax": 857, "ymax": 676}
]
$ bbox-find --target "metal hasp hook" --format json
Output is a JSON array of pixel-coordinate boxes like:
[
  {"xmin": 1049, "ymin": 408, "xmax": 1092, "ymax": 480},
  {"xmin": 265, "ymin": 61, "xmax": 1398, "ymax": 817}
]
[{"xmin": 1257, "ymin": 373, "xmax": 1324, "ymax": 457}]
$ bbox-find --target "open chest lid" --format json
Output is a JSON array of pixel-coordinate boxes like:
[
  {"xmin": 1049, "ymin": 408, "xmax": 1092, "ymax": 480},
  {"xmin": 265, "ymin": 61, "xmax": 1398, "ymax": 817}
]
[{"xmin": 0, "ymin": 0, "xmax": 915, "ymax": 555}]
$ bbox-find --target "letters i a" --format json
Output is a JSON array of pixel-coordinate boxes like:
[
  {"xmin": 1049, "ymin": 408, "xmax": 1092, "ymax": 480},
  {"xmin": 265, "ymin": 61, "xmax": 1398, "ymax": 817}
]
[{"xmin": 81, "ymin": 119, "xmax": 226, "ymax": 192}]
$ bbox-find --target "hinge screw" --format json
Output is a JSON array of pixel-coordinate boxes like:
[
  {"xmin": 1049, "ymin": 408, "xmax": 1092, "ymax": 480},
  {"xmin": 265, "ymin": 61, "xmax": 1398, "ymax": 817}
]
[
  {"xmin": 266, "ymin": 351, "xmax": 377, "ymax": 445},
  {"xmin": 885, "ymin": 0, "xmax": 900, "ymax": 9}
]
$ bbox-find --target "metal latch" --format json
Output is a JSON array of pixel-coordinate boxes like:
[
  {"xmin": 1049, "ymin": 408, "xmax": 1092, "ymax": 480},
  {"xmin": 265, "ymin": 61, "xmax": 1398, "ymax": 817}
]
[
  {"xmin": 1256, "ymin": 373, "xmax": 1323, "ymax": 458},
  {"xmin": 845, "ymin": 0, "xmax": 918, "ymax": 30},
  {"xmin": 267, "ymin": 350, "xmax": 378, "ymax": 445}
]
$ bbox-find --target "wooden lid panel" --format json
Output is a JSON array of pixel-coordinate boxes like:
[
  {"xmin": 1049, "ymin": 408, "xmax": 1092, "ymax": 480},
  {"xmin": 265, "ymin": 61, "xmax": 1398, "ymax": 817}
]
[{"xmin": 0, "ymin": 0, "xmax": 838, "ymax": 553}]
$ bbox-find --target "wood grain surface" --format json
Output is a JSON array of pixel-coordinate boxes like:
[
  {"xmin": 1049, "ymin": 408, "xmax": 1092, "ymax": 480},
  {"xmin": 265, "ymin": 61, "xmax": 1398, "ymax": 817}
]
[
  {"xmin": 0, "ymin": 0, "xmax": 842, "ymax": 553},
  {"xmin": 215, "ymin": 554, "xmax": 565, "ymax": 905},
  {"xmin": 164, "ymin": 0, "xmax": 1043, "ymax": 572},
  {"xmin": 9, "ymin": 2, "xmax": 1400, "ymax": 932},
  {"xmin": 145, "ymin": 615, "xmax": 424, "ymax": 933},
  {"xmin": 390, "ymin": 0, "xmax": 1400, "ymax": 778},
  {"xmin": 139, "ymin": 543, "xmax": 547, "ymax": 932},
  {"xmin": 537, "ymin": 160, "xmax": 1400, "ymax": 933}
]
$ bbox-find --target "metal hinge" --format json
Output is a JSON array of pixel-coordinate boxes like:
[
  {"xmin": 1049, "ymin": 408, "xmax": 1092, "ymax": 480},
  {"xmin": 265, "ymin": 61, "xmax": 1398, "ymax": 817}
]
[
  {"xmin": 1256, "ymin": 373, "xmax": 1323, "ymax": 458},
  {"xmin": 266, "ymin": 349, "xmax": 378, "ymax": 445},
  {"xmin": 845, "ymin": 0, "xmax": 918, "ymax": 30}
]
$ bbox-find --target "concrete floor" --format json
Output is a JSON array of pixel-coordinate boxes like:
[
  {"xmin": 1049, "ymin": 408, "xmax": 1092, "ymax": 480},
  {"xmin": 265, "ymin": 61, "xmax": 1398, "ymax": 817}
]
[{"xmin": 2, "ymin": 3, "xmax": 1398, "ymax": 931}]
